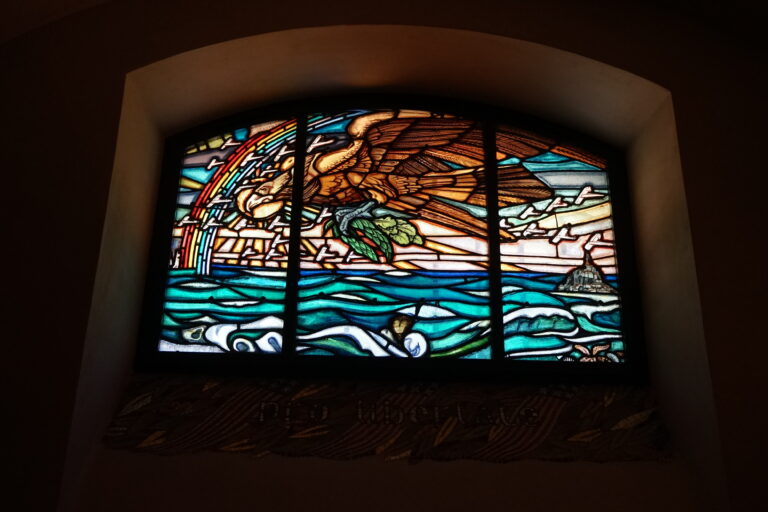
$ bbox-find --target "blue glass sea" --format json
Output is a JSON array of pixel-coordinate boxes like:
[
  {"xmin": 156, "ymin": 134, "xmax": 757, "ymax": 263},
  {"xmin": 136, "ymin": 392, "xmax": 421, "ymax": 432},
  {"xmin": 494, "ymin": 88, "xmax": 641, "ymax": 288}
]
[{"xmin": 158, "ymin": 267, "xmax": 625, "ymax": 362}]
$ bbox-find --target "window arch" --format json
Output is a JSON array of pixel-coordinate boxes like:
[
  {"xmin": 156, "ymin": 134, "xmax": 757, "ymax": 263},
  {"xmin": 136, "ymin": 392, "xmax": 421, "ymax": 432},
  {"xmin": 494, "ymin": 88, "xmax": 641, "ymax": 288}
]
[{"xmin": 139, "ymin": 97, "xmax": 643, "ymax": 379}]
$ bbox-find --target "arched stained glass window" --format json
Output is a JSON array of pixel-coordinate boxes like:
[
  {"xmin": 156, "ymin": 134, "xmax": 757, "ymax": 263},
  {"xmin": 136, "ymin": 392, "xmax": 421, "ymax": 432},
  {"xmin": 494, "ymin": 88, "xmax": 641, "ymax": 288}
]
[{"xmin": 139, "ymin": 98, "xmax": 643, "ymax": 379}]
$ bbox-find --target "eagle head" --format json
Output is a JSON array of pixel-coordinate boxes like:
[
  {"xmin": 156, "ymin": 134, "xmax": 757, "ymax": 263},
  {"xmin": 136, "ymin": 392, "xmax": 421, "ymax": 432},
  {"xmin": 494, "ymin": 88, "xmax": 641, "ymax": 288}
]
[{"xmin": 235, "ymin": 169, "xmax": 292, "ymax": 220}]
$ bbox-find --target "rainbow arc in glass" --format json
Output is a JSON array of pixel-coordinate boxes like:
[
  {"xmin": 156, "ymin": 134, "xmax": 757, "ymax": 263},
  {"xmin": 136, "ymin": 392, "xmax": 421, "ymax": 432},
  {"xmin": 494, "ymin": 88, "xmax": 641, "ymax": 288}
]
[{"xmin": 156, "ymin": 108, "xmax": 626, "ymax": 364}]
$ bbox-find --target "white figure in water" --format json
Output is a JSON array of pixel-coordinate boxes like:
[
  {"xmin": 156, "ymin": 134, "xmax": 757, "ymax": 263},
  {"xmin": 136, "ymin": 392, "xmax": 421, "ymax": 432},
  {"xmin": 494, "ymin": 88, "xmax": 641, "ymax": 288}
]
[
  {"xmin": 181, "ymin": 313, "xmax": 427, "ymax": 357},
  {"xmin": 299, "ymin": 313, "xmax": 428, "ymax": 358}
]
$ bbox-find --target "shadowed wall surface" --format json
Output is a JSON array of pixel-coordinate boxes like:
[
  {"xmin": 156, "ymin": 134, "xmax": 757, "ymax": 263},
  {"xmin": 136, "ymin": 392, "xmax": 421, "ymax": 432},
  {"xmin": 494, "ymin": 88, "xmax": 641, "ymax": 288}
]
[{"xmin": 3, "ymin": 1, "xmax": 765, "ymax": 511}]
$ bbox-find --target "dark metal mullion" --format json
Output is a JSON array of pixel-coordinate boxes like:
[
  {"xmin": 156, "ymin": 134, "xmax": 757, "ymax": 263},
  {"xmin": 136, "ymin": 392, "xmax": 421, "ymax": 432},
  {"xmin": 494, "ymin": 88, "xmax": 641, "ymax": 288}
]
[
  {"xmin": 483, "ymin": 121, "xmax": 505, "ymax": 361},
  {"xmin": 282, "ymin": 115, "xmax": 308, "ymax": 359}
]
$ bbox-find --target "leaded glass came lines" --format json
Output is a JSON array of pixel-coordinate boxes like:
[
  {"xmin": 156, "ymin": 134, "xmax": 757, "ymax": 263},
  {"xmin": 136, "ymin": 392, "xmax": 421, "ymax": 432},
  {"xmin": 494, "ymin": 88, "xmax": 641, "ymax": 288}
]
[{"xmin": 153, "ymin": 107, "xmax": 626, "ymax": 365}]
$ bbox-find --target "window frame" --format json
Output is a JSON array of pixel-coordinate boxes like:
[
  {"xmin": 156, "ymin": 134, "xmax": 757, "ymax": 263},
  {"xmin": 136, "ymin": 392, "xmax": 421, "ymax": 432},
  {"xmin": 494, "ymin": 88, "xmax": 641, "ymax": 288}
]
[{"xmin": 136, "ymin": 94, "xmax": 647, "ymax": 383}]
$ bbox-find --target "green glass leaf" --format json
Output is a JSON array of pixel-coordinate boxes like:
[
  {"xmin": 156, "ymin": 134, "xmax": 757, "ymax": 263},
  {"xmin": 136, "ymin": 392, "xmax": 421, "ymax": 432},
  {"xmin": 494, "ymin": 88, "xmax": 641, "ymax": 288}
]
[
  {"xmin": 373, "ymin": 216, "xmax": 423, "ymax": 248},
  {"xmin": 375, "ymin": 216, "xmax": 396, "ymax": 229},
  {"xmin": 391, "ymin": 232, "xmax": 410, "ymax": 245},
  {"xmin": 352, "ymin": 219, "xmax": 393, "ymax": 262},
  {"xmin": 400, "ymin": 223, "xmax": 417, "ymax": 236},
  {"xmin": 341, "ymin": 233, "xmax": 377, "ymax": 262}
]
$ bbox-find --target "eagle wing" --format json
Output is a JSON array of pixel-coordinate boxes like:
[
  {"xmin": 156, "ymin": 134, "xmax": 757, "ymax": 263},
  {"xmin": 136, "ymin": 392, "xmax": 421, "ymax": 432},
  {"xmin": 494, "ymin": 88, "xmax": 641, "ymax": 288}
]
[{"xmin": 308, "ymin": 113, "xmax": 604, "ymax": 237}]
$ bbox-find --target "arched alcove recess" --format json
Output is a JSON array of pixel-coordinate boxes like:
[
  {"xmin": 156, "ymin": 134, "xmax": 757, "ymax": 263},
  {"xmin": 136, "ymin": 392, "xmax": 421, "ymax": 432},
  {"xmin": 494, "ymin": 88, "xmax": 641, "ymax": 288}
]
[{"xmin": 66, "ymin": 26, "xmax": 722, "ymax": 511}]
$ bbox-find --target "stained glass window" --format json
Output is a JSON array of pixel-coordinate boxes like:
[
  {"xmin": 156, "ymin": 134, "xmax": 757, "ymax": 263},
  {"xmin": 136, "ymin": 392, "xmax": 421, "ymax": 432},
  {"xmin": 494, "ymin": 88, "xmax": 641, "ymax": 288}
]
[
  {"xmin": 494, "ymin": 125, "xmax": 625, "ymax": 362},
  {"xmin": 141, "ymin": 100, "xmax": 639, "ymax": 376},
  {"xmin": 159, "ymin": 119, "xmax": 297, "ymax": 354}
]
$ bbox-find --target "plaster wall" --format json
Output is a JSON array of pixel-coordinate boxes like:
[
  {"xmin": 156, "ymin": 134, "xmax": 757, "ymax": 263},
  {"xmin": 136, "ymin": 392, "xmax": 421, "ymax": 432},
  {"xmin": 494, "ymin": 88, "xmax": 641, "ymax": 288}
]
[
  {"xmin": 68, "ymin": 26, "xmax": 714, "ymax": 512},
  {"xmin": 3, "ymin": 2, "xmax": 764, "ymax": 510}
]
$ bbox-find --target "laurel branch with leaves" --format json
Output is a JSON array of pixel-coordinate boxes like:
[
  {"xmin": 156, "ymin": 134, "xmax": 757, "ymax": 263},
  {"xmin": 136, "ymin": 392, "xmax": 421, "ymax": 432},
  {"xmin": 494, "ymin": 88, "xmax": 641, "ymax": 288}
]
[{"xmin": 326, "ymin": 215, "xmax": 424, "ymax": 262}]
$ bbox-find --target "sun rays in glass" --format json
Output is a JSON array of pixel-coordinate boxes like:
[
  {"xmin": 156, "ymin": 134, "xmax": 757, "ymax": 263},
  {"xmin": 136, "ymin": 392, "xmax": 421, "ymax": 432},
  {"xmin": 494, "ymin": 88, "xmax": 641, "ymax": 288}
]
[{"xmin": 156, "ymin": 109, "xmax": 625, "ymax": 364}]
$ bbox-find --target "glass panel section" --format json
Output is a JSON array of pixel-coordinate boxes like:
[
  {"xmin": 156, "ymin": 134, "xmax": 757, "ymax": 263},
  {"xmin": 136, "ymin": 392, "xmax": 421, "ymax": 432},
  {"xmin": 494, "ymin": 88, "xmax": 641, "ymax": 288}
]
[
  {"xmin": 496, "ymin": 125, "xmax": 624, "ymax": 363},
  {"xmin": 158, "ymin": 119, "xmax": 297, "ymax": 354},
  {"xmin": 297, "ymin": 110, "xmax": 492, "ymax": 359}
]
